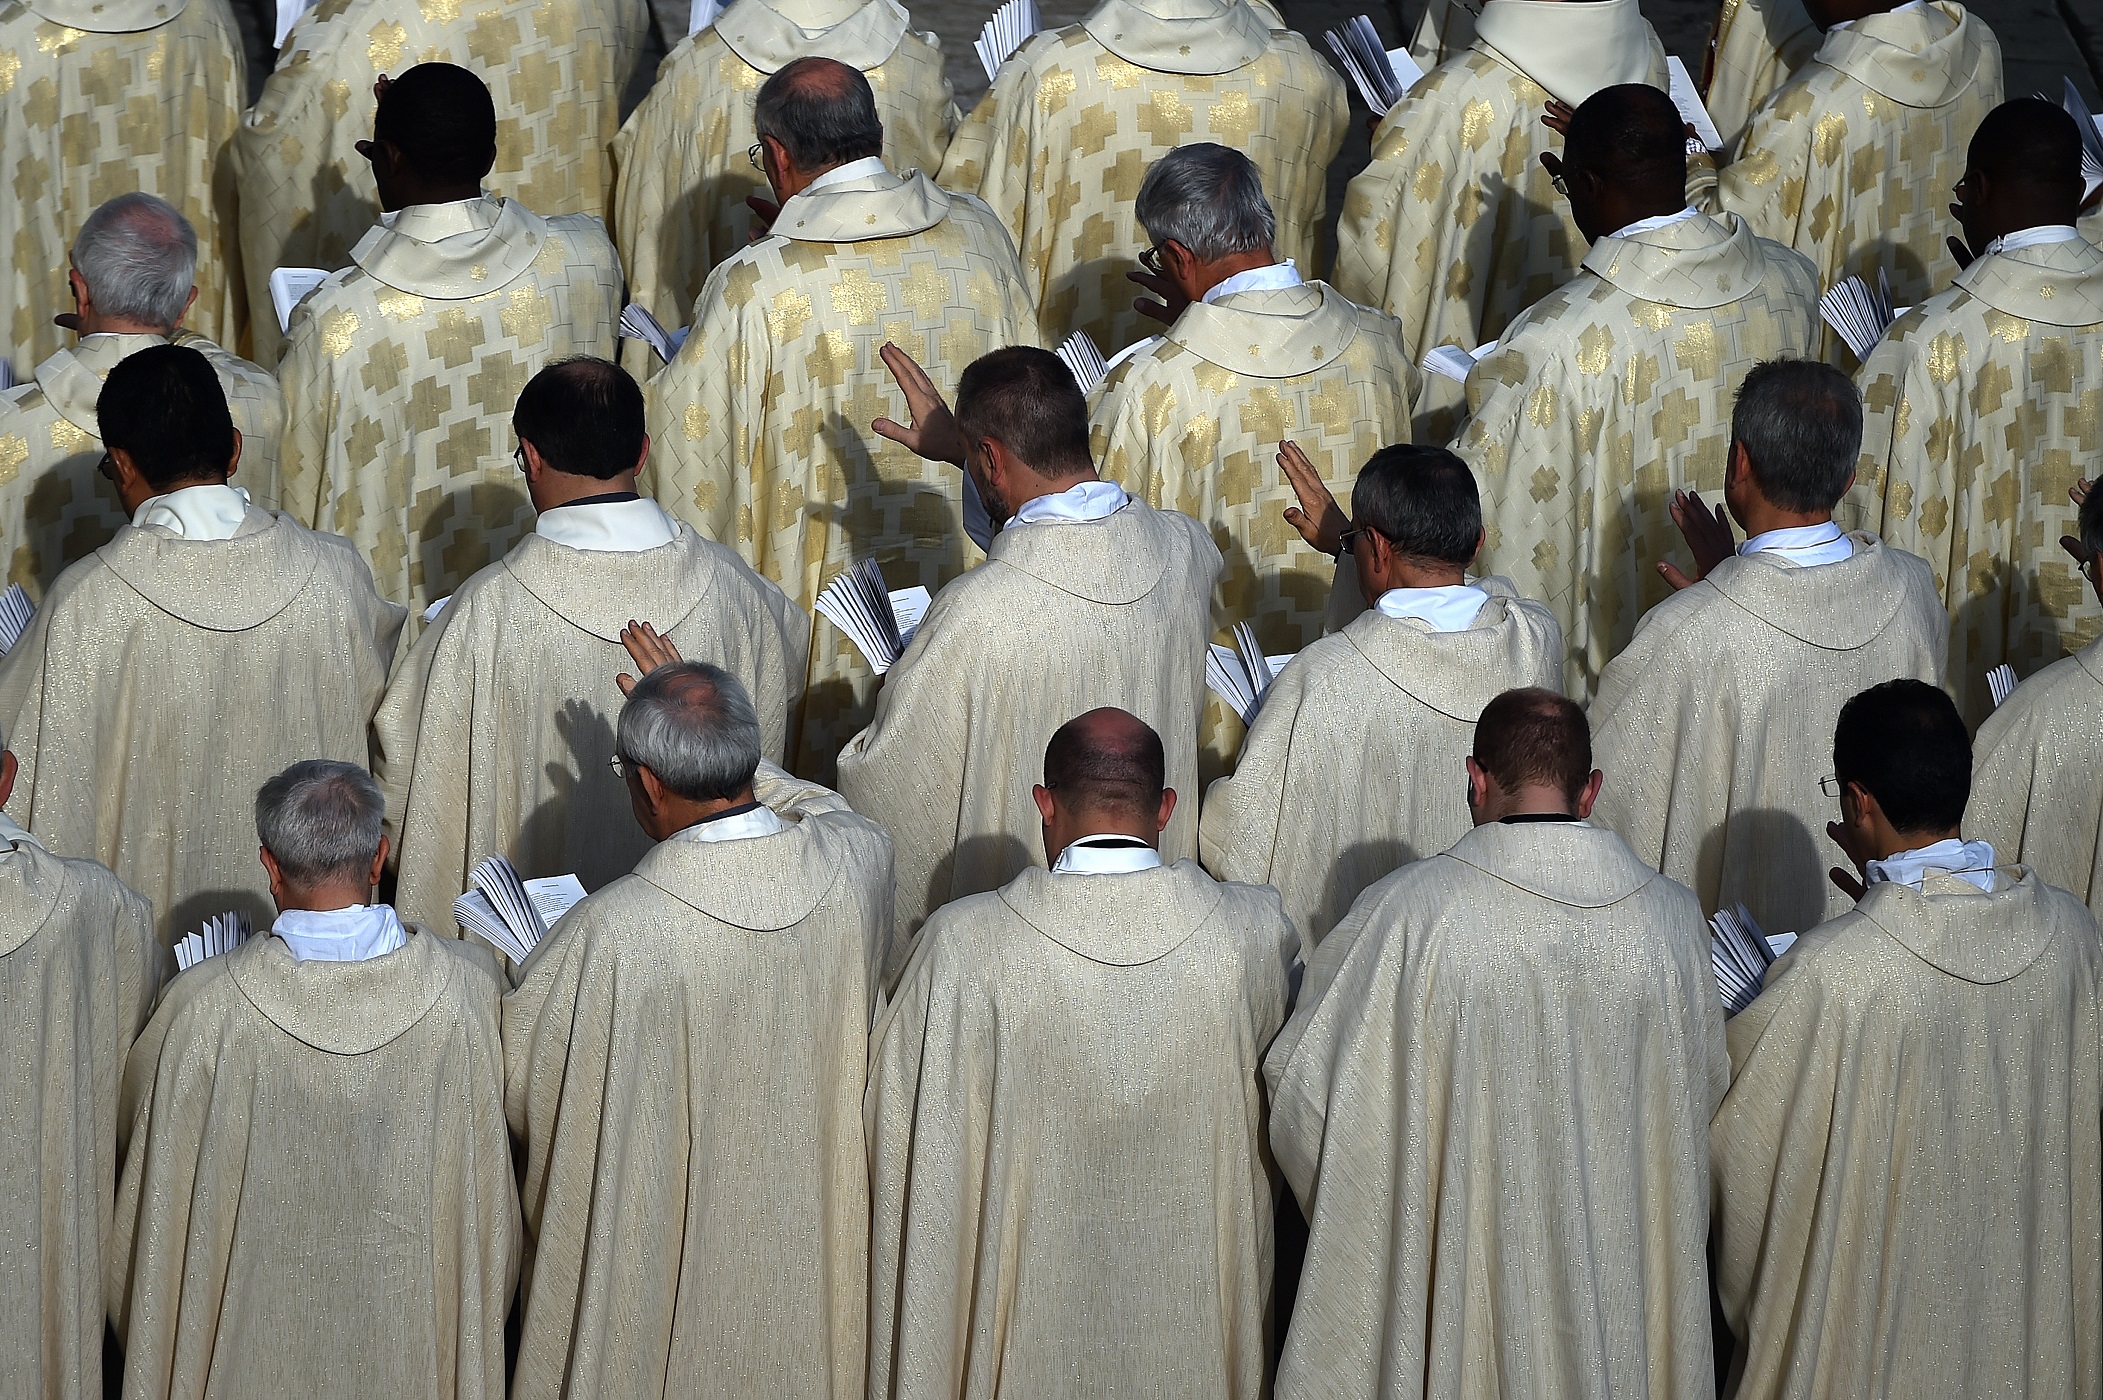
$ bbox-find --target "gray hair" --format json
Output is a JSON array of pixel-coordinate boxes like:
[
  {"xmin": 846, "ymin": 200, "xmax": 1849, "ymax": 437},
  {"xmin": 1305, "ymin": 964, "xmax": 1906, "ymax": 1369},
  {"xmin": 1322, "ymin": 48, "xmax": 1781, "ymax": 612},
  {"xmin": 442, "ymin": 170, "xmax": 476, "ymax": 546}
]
[
  {"xmin": 1134, "ymin": 143, "xmax": 1277, "ymax": 263},
  {"xmin": 754, "ymin": 57, "xmax": 883, "ymax": 170},
  {"xmin": 254, "ymin": 760, "xmax": 386, "ymax": 888},
  {"xmin": 1730, "ymin": 359, "xmax": 1862, "ymax": 514},
  {"xmin": 617, "ymin": 661, "xmax": 763, "ymax": 802},
  {"xmin": 71, "ymin": 193, "xmax": 197, "ymax": 332}
]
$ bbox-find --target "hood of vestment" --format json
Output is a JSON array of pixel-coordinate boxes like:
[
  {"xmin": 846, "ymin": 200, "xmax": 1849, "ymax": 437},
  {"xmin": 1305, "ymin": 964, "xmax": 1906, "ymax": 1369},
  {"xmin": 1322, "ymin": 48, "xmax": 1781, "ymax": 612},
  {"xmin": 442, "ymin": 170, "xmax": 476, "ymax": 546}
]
[
  {"xmin": 0, "ymin": 837, "xmax": 65, "ymax": 960},
  {"xmin": 1341, "ymin": 577, "xmax": 1548, "ymax": 720},
  {"xmin": 96, "ymin": 506, "xmax": 322, "ymax": 631},
  {"xmin": 1814, "ymin": 0, "xmax": 1986, "ymax": 107},
  {"xmin": 1854, "ymin": 866, "xmax": 2060, "ymax": 985},
  {"xmin": 1168, "ymin": 282, "xmax": 1362, "ymax": 378},
  {"xmin": 1698, "ymin": 533, "xmax": 1910, "ymax": 648},
  {"xmin": 987, "ymin": 497, "xmax": 1181, "ymax": 606},
  {"xmin": 501, "ymin": 526, "xmax": 728, "ymax": 643},
  {"xmin": 773, "ymin": 169, "xmax": 950, "ymax": 242},
  {"xmin": 1079, "ymin": 0, "xmax": 1271, "ymax": 74},
  {"xmin": 1952, "ymin": 235, "xmax": 2103, "ymax": 328},
  {"xmin": 715, "ymin": 0, "xmax": 910, "ymax": 70},
  {"xmin": 998, "ymin": 859, "xmax": 1226, "ymax": 965},
  {"xmin": 1471, "ymin": 0, "xmax": 1667, "ymax": 106},
  {"xmin": 631, "ymin": 815, "xmax": 848, "ymax": 931},
  {"xmin": 23, "ymin": 0, "xmax": 184, "ymax": 31},
  {"xmin": 1441, "ymin": 820, "xmax": 1663, "ymax": 908},
  {"xmin": 1581, "ymin": 211, "xmax": 1774, "ymax": 309},
  {"xmin": 228, "ymin": 926, "xmax": 466, "ymax": 1054},
  {"xmin": 349, "ymin": 196, "xmax": 549, "ymax": 300},
  {"xmin": 33, "ymin": 333, "xmax": 172, "ymax": 439}
]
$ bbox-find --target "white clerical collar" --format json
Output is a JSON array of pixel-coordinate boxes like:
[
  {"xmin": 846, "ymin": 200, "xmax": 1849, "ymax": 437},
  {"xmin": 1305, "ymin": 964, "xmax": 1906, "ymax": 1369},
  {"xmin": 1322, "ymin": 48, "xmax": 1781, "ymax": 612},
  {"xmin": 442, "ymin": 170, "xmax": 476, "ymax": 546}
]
[
  {"xmin": 1827, "ymin": 0, "xmax": 1924, "ymax": 28},
  {"xmin": 1739, "ymin": 520, "xmax": 1854, "ymax": 567},
  {"xmin": 1051, "ymin": 833, "xmax": 1164, "ymax": 875},
  {"xmin": 1607, "ymin": 207, "xmax": 1700, "ymax": 241},
  {"xmin": 1201, "ymin": 259, "xmax": 1303, "ymax": 305},
  {"xmin": 376, "ymin": 194, "xmax": 484, "ymax": 230},
  {"xmin": 1011, "ymin": 478, "xmax": 1129, "ymax": 527},
  {"xmin": 271, "ymin": 903, "xmax": 408, "ymax": 963},
  {"xmin": 0, "ymin": 811, "xmax": 42, "ymax": 851},
  {"xmin": 535, "ymin": 495, "xmax": 679, "ymax": 553},
  {"xmin": 670, "ymin": 801, "xmax": 787, "ymax": 845},
  {"xmin": 804, "ymin": 156, "xmax": 890, "ymax": 194},
  {"xmin": 132, "ymin": 482, "xmax": 250, "ymax": 540},
  {"xmin": 1374, "ymin": 583, "xmax": 1489, "ymax": 632},
  {"xmin": 1982, "ymin": 225, "xmax": 2083, "ymax": 257},
  {"xmin": 1865, "ymin": 837, "xmax": 1997, "ymax": 894}
]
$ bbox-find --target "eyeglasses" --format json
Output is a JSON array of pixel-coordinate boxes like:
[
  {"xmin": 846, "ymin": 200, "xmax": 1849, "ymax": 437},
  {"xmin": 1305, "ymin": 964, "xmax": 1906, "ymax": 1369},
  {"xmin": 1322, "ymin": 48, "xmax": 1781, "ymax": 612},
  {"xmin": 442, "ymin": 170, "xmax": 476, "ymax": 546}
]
[
  {"xmin": 609, "ymin": 752, "xmax": 632, "ymax": 780},
  {"xmin": 1139, "ymin": 242, "xmax": 1166, "ymax": 276},
  {"xmin": 96, "ymin": 452, "xmax": 116, "ymax": 482},
  {"xmin": 514, "ymin": 442, "xmax": 531, "ymax": 474},
  {"xmin": 1819, "ymin": 774, "xmax": 1843, "ymax": 798},
  {"xmin": 1339, "ymin": 524, "xmax": 1385, "ymax": 556},
  {"xmin": 748, "ymin": 142, "xmax": 766, "ymax": 172},
  {"xmin": 1549, "ymin": 170, "xmax": 1569, "ymax": 197}
]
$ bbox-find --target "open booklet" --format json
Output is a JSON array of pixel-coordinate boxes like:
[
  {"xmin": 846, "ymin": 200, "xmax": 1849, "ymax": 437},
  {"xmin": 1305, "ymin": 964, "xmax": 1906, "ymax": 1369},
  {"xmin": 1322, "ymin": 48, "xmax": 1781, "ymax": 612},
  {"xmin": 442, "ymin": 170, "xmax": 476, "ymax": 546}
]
[
  {"xmin": 452, "ymin": 854, "xmax": 586, "ymax": 964},
  {"xmin": 174, "ymin": 911, "xmax": 253, "ymax": 973},
  {"xmin": 1665, "ymin": 57, "xmax": 1725, "ymax": 153},
  {"xmin": 975, "ymin": 0, "xmax": 1039, "ymax": 81},
  {"xmin": 620, "ymin": 302, "xmax": 692, "ymax": 364},
  {"xmin": 1818, "ymin": 269, "xmax": 1906, "ymax": 362},
  {"xmin": 0, "ymin": 584, "xmax": 33, "ymax": 655},
  {"xmin": 1205, "ymin": 622, "xmax": 1295, "ymax": 724},
  {"xmin": 0, "ymin": 357, "xmax": 14, "ymax": 391},
  {"xmin": 1422, "ymin": 339, "xmax": 1496, "ymax": 384},
  {"xmin": 1711, "ymin": 902, "xmax": 1796, "ymax": 1016},
  {"xmin": 269, "ymin": 268, "xmax": 329, "ymax": 334},
  {"xmin": 1054, "ymin": 330, "xmax": 1157, "ymax": 396},
  {"xmin": 1323, "ymin": 15, "xmax": 1424, "ymax": 116},
  {"xmin": 816, "ymin": 558, "xmax": 932, "ymax": 674},
  {"xmin": 686, "ymin": 0, "xmax": 722, "ymax": 36},
  {"xmin": 1987, "ymin": 663, "xmax": 2017, "ymax": 709},
  {"xmin": 2056, "ymin": 77, "xmax": 2103, "ymax": 202}
]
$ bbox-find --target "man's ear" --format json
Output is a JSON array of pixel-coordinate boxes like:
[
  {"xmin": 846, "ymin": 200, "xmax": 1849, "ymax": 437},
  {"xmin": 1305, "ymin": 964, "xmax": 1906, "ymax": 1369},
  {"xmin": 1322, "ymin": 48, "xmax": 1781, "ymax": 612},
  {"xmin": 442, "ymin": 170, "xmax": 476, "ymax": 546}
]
[
  {"xmin": 1032, "ymin": 783, "xmax": 1057, "ymax": 825},
  {"xmin": 1464, "ymin": 755, "xmax": 1488, "ymax": 810},
  {"xmin": 1575, "ymin": 769, "xmax": 1604, "ymax": 820},
  {"xmin": 259, "ymin": 846, "xmax": 287, "ymax": 905},
  {"xmin": 633, "ymin": 433, "xmax": 651, "ymax": 477},
  {"xmin": 225, "ymin": 428, "xmax": 243, "ymax": 480},
  {"xmin": 367, "ymin": 834, "xmax": 390, "ymax": 892},
  {"xmin": 179, "ymin": 284, "xmax": 198, "ymax": 325},
  {"xmin": 1155, "ymin": 786, "xmax": 1178, "ymax": 833},
  {"xmin": 0, "ymin": 749, "xmax": 17, "ymax": 810},
  {"xmin": 636, "ymin": 764, "xmax": 672, "ymax": 822}
]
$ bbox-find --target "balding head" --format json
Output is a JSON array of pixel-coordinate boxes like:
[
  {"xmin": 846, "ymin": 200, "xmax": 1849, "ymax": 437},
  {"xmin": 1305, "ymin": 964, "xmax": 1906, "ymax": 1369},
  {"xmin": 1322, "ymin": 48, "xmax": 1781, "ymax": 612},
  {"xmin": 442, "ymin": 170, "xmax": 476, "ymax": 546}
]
[
  {"xmin": 1558, "ymin": 84, "xmax": 1689, "ymax": 243},
  {"xmin": 70, "ymin": 192, "xmax": 198, "ymax": 333},
  {"xmin": 618, "ymin": 661, "xmax": 764, "ymax": 803},
  {"xmin": 1034, "ymin": 708, "xmax": 1177, "ymax": 862},
  {"xmin": 365, "ymin": 63, "xmax": 497, "ymax": 208},
  {"xmin": 1467, "ymin": 687, "xmax": 1602, "ymax": 822},
  {"xmin": 1956, "ymin": 98, "xmax": 2085, "ymax": 246},
  {"xmin": 755, "ymin": 57, "xmax": 883, "ymax": 179}
]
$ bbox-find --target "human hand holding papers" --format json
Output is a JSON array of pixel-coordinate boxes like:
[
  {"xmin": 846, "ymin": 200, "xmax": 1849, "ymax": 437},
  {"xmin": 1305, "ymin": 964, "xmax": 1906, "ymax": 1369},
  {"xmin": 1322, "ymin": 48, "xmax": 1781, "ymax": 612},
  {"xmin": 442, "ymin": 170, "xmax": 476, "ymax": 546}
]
[
  {"xmin": 817, "ymin": 559, "xmax": 931, "ymax": 675},
  {"xmin": 452, "ymin": 854, "xmax": 584, "ymax": 963},
  {"xmin": 1323, "ymin": 16, "xmax": 1423, "ymax": 116},
  {"xmin": 974, "ymin": 0, "xmax": 1038, "ymax": 81}
]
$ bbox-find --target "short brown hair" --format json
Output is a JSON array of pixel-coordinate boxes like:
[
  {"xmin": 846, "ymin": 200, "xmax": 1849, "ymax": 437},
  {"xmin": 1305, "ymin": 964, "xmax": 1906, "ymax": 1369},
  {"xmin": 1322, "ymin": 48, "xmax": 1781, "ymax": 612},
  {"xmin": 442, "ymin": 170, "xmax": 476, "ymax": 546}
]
[{"xmin": 1472, "ymin": 687, "xmax": 1591, "ymax": 804}]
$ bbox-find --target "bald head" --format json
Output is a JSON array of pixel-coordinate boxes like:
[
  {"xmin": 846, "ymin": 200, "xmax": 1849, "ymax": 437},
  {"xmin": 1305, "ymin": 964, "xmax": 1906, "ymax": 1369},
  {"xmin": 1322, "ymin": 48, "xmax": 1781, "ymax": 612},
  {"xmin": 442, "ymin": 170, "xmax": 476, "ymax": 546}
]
[
  {"xmin": 1559, "ymin": 84, "xmax": 1689, "ymax": 243},
  {"xmin": 755, "ymin": 57, "xmax": 883, "ymax": 173},
  {"xmin": 71, "ymin": 192, "xmax": 197, "ymax": 332},
  {"xmin": 1044, "ymin": 708, "xmax": 1166, "ymax": 817}
]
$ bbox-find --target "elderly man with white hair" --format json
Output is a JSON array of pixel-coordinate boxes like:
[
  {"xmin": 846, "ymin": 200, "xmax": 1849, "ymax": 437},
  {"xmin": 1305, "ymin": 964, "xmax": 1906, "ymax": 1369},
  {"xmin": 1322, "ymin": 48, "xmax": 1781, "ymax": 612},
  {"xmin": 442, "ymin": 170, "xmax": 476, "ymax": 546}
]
[
  {"xmin": 0, "ymin": 192, "xmax": 282, "ymax": 596},
  {"xmin": 1091, "ymin": 142, "xmax": 1422, "ymax": 774},
  {"xmin": 0, "ymin": 717, "xmax": 159, "ymax": 1400},
  {"xmin": 109, "ymin": 759, "xmax": 518, "ymax": 1400},
  {"xmin": 504, "ymin": 637, "xmax": 893, "ymax": 1400}
]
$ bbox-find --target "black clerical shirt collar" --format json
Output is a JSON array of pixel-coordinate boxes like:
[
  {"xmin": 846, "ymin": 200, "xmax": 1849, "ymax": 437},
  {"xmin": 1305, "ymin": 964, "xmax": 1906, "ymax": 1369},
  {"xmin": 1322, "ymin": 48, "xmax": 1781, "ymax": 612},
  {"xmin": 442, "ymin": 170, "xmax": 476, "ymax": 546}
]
[
  {"xmin": 1498, "ymin": 812, "xmax": 1584, "ymax": 825},
  {"xmin": 697, "ymin": 799, "xmax": 765, "ymax": 825},
  {"xmin": 543, "ymin": 490, "xmax": 643, "ymax": 511}
]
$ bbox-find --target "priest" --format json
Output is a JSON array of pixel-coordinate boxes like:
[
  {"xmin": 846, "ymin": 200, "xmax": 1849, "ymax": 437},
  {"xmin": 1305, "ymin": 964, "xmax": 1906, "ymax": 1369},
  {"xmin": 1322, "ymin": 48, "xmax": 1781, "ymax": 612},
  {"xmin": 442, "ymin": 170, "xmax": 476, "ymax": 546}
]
[
  {"xmin": 1200, "ymin": 443, "xmax": 1563, "ymax": 951},
  {"xmin": 1849, "ymin": 99, "xmax": 2102, "ymax": 722},
  {"xmin": 506, "ymin": 650, "xmax": 893, "ymax": 1400},
  {"xmin": 1092, "ymin": 145, "xmax": 1419, "ymax": 770},
  {"xmin": 0, "ymin": 0, "xmax": 245, "ymax": 370},
  {"xmin": 375, "ymin": 359, "xmax": 809, "ymax": 936},
  {"xmin": 1334, "ymin": 0, "xmax": 1669, "ymax": 372},
  {"xmin": 1590, "ymin": 360, "xmax": 1946, "ymax": 937},
  {"xmin": 109, "ymin": 761, "xmax": 518, "ymax": 1400},
  {"xmin": 1266, "ymin": 687, "xmax": 1726, "ymax": 1399},
  {"xmin": 609, "ymin": 0, "xmax": 959, "ymax": 378},
  {"xmin": 233, "ymin": 0, "xmax": 647, "ymax": 365},
  {"xmin": 1712, "ymin": 680, "xmax": 2102, "ymax": 1399},
  {"xmin": 1458, "ymin": 84, "xmax": 1820, "ymax": 695},
  {"xmin": 276, "ymin": 65, "xmax": 624, "ymax": 620},
  {"xmin": 0, "ymin": 194, "xmax": 282, "ymax": 597},
  {"xmin": 837, "ymin": 347, "xmax": 1217, "ymax": 977},
  {"xmin": 867, "ymin": 708, "xmax": 1296, "ymax": 1400},
  {"xmin": 1969, "ymin": 481, "xmax": 2103, "ymax": 916},
  {"xmin": 1703, "ymin": 0, "xmax": 1820, "ymax": 155},
  {"xmin": 0, "ymin": 347, "xmax": 404, "ymax": 946},
  {"xmin": 644, "ymin": 58, "xmax": 1039, "ymax": 775},
  {"xmin": 1692, "ymin": 0, "xmax": 2003, "ymax": 346},
  {"xmin": 937, "ymin": 0, "xmax": 1344, "ymax": 352},
  {"xmin": 0, "ymin": 724, "xmax": 159, "ymax": 1400}
]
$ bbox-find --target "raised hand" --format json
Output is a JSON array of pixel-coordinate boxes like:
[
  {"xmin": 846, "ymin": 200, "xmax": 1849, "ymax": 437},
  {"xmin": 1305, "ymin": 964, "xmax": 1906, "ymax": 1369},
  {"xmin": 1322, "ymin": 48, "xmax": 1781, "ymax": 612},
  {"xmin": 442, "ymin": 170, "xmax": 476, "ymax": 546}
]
[
  {"xmin": 1825, "ymin": 819, "xmax": 1869, "ymax": 902},
  {"xmin": 1277, "ymin": 441, "xmax": 1350, "ymax": 557},
  {"xmin": 1129, "ymin": 266, "xmax": 1189, "ymax": 327},
  {"xmin": 1657, "ymin": 489, "xmax": 1736, "ymax": 590},
  {"xmin": 615, "ymin": 620, "xmax": 683, "ymax": 695},
  {"xmin": 872, "ymin": 342, "xmax": 969, "ymax": 467},
  {"xmin": 1540, "ymin": 98, "xmax": 1575, "ymax": 136},
  {"xmin": 745, "ymin": 195, "xmax": 781, "ymax": 239}
]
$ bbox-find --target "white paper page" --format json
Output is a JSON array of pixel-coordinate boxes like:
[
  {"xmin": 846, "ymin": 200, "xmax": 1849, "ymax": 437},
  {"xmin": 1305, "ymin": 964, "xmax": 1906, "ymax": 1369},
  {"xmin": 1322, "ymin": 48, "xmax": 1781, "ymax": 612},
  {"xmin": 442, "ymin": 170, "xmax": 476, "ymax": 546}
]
[
  {"xmin": 1205, "ymin": 643, "xmax": 1257, "ymax": 723},
  {"xmin": 421, "ymin": 595, "xmax": 451, "ymax": 623},
  {"xmin": 0, "ymin": 583, "xmax": 33, "ymax": 655},
  {"xmin": 269, "ymin": 268, "xmax": 329, "ymax": 334},
  {"xmin": 1666, "ymin": 57, "xmax": 1725, "ymax": 152},
  {"xmin": 1986, "ymin": 663, "xmax": 2017, "ymax": 708},
  {"xmin": 687, "ymin": 0, "xmax": 722, "ymax": 36},
  {"xmin": 1053, "ymin": 331, "xmax": 1108, "ymax": 394},
  {"xmin": 1765, "ymin": 932, "xmax": 1797, "ymax": 957},
  {"xmin": 1422, "ymin": 341, "xmax": 1490, "ymax": 383},
  {"xmin": 273, "ymin": 0, "xmax": 316, "ymax": 47},
  {"xmin": 1386, "ymin": 46, "xmax": 1424, "ymax": 95},
  {"xmin": 0, "ymin": 358, "xmax": 14, "ymax": 391},
  {"xmin": 523, "ymin": 874, "xmax": 587, "ymax": 927},
  {"xmin": 889, "ymin": 585, "xmax": 932, "ymax": 646}
]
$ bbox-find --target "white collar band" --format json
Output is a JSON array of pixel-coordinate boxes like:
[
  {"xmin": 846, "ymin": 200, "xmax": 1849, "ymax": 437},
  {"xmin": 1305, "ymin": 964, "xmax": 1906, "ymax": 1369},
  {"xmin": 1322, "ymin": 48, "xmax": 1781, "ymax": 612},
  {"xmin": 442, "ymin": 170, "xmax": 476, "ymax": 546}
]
[
  {"xmin": 270, "ymin": 903, "xmax": 408, "ymax": 963},
  {"xmin": 670, "ymin": 804, "xmax": 787, "ymax": 845},
  {"xmin": 132, "ymin": 483, "xmax": 250, "ymax": 540},
  {"xmin": 804, "ymin": 156, "xmax": 891, "ymax": 194},
  {"xmin": 1739, "ymin": 520, "xmax": 1854, "ymax": 567},
  {"xmin": 1011, "ymin": 478, "xmax": 1130, "ymax": 526},
  {"xmin": 1201, "ymin": 259, "xmax": 1303, "ymax": 305},
  {"xmin": 534, "ymin": 496, "xmax": 680, "ymax": 553},
  {"xmin": 1374, "ymin": 583, "xmax": 1490, "ymax": 632},
  {"xmin": 1051, "ymin": 833, "xmax": 1164, "ymax": 875},
  {"xmin": 1865, "ymin": 837, "xmax": 1997, "ymax": 894}
]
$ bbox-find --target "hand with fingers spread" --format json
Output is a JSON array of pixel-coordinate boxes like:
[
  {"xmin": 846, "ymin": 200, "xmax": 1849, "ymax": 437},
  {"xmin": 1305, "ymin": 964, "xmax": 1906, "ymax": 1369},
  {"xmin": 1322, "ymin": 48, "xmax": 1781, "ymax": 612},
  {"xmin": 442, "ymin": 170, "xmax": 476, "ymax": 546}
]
[
  {"xmin": 1277, "ymin": 441, "xmax": 1350, "ymax": 557},
  {"xmin": 615, "ymin": 620, "xmax": 683, "ymax": 695},
  {"xmin": 1657, "ymin": 489, "xmax": 1737, "ymax": 590},
  {"xmin": 1129, "ymin": 265, "xmax": 1190, "ymax": 327},
  {"xmin": 1825, "ymin": 816, "xmax": 1871, "ymax": 902},
  {"xmin": 872, "ymin": 342, "xmax": 969, "ymax": 467},
  {"xmin": 1541, "ymin": 98, "xmax": 1575, "ymax": 136}
]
